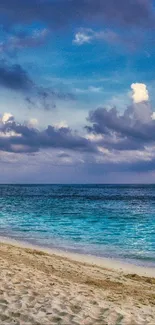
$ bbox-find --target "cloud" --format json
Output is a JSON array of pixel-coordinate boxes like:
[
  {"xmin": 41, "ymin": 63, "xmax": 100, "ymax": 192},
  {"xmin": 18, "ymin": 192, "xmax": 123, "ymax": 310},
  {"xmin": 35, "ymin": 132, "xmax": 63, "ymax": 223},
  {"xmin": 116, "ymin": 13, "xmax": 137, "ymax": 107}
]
[
  {"xmin": 0, "ymin": 113, "xmax": 97, "ymax": 154},
  {"xmin": 1, "ymin": 82, "xmax": 155, "ymax": 158},
  {"xmin": 73, "ymin": 27, "xmax": 147, "ymax": 51},
  {"xmin": 86, "ymin": 103, "xmax": 155, "ymax": 150},
  {"xmin": 131, "ymin": 83, "xmax": 149, "ymax": 103},
  {"xmin": 1, "ymin": 83, "xmax": 155, "ymax": 177},
  {"xmin": 0, "ymin": 60, "xmax": 74, "ymax": 109},
  {"xmin": 131, "ymin": 101, "xmax": 152, "ymax": 123},
  {"xmin": 28, "ymin": 118, "xmax": 38, "ymax": 128},
  {"xmin": 54, "ymin": 121, "xmax": 69, "ymax": 129},
  {"xmin": 73, "ymin": 31, "xmax": 92, "ymax": 45},
  {"xmin": 73, "ymin": 28, "xmax": 124, "ymax": 47},
  {"xmin": 85, "ymin": 83, "xmax": 155, "ymax": 154},
  {"xmin": 0, "ymin": 0, "xmax": 154, "ymax": 30},
  {"xmin": 0, "ymin": 61, "xmax": 33, "ymax": 91},
  {"xmin": 2, "ymin": 112, "xmax": 13, "ymax": 124},
  {"xmin": 0, "ymin": 28, "xmax": 49, "ymax": 54}
]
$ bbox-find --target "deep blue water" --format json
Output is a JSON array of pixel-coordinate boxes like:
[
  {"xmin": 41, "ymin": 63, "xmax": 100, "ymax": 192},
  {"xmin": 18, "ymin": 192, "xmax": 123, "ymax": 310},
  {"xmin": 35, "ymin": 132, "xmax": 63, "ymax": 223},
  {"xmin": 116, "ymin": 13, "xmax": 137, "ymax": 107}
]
[{"xmin": 0, "ymin": 184, "xmax": 155, "ymax": 267}]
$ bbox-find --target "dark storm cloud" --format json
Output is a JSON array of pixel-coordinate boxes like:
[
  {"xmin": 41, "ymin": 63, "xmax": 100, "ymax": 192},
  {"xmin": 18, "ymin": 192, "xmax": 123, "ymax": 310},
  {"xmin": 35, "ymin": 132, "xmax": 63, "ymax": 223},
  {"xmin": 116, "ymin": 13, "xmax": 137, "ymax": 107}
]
[
  {"xmin": 2, "ymin": 101, "xmax": 155, "ymax": 155},
  {"xmin": 0, "ymin": 61, "xmax": 33, "ymax": 91},
  {"xmin": 0, "ymin": 117, "xmax": 97, "ymax": 154},
  {"xmin": 86, "ymin": 102, "xmax": 155, "ymax": 151},
  {"xmin": 0, "ymin": 0, "xmax": 154, "ymax": 29},
  {"xmin": 1, "ymin": 103, "xmax": 155, "ymax": 173},
  {"xmin": 0, "ymin": 61, "xmax": 74, "ymax": 109}
]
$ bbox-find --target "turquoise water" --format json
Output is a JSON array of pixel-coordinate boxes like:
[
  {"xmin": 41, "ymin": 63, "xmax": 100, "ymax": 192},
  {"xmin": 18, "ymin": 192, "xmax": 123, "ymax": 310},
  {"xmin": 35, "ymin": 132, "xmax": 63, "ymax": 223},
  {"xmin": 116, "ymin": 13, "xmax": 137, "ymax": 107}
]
[{"xmin": 0, "ymin": 184, "xmax": 155, "ymax": 267}]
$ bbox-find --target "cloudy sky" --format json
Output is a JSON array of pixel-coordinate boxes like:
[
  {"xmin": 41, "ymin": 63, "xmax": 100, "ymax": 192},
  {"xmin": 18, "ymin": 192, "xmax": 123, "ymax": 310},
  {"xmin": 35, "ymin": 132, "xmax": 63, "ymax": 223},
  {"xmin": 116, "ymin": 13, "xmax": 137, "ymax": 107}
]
[{"xmin": 0, "ymin": 0, "xmax": 155, "ymax": 183}]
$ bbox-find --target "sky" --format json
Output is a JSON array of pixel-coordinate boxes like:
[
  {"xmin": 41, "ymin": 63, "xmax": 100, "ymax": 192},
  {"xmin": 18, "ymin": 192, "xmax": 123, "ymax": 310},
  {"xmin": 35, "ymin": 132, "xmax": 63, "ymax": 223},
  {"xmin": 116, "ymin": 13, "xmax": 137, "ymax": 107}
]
[{"xmin": 0, "ymin": 0, "xmax": 155, "ymax": 183}]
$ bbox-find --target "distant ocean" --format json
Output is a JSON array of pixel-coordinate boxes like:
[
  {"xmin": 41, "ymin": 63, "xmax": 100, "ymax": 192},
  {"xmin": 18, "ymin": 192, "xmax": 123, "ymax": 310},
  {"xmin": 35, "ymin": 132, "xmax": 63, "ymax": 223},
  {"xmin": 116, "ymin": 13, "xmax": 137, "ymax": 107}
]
[{"xmin": 0, "ymin": 184, "xmax": 155, "ymax": 267}]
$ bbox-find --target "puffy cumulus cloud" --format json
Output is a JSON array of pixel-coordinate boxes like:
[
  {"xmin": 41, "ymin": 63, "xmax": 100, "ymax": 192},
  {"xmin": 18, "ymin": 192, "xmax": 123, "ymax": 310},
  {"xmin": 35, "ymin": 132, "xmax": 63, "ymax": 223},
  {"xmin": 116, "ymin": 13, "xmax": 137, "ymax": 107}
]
[
  {"xmin": 0, "ymin": 83, "xmax": 155, "ymax": 159},
  {"xmin": 2, "ymin": 83, "xmax": 155, "ymax": 177},
  {"xmin": 132, "ymin": 101, "xmax": 152, "ymax": 123},
  {"xmin": 0, "ymin": 113, "xmax": 97, "ymax": 154},
  {"xmin": 85, "ymin": 84, "xmax": 155, "ymax": 157},
  {"xmin": 131, "ymin": 83, "xmax": 149, "ymax": 103},
  {"xmin": 73, "ymin": 31, "xmax": 92, "ymax": 45},
  {"xmin": 86, "ymin": 102, "xmax": 155, "ymax": 151},
  {"xmin": 2, "ymin": 112, "xmax": 13, "ymax": 124}
]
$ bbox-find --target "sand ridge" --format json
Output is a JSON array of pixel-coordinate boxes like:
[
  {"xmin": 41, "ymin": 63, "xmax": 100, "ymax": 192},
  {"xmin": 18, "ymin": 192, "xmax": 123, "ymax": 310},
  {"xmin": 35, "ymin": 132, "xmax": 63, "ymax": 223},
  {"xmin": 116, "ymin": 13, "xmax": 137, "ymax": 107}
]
[{"xmin": 0, "ymin": 242, "xmax": 155, "ymax": 324}]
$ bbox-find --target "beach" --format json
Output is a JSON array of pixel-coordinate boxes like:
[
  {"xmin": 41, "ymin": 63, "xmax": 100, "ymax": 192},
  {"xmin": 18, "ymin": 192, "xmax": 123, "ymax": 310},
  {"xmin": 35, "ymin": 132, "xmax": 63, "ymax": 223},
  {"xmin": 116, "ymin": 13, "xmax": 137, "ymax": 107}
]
[{"xmin": 0, "ymin": 240, "xmax": 155, "ymax": 325}]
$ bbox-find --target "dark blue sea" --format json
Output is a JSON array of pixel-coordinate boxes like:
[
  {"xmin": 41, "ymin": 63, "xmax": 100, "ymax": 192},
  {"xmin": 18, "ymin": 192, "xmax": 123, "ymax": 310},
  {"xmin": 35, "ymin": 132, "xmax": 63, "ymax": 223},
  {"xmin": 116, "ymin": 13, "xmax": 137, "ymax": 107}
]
[{"xmin": 0, "ymin": 184, "xmax": 155, "ymax": 267}]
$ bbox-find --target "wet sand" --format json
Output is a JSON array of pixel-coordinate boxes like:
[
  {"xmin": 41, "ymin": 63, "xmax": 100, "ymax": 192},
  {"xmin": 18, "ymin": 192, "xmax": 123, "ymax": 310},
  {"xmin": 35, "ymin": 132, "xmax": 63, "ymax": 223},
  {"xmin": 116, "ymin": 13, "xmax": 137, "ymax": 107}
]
[{"xmin": 0, "ymin": 240, "xmax": 155, "ymax": 324}]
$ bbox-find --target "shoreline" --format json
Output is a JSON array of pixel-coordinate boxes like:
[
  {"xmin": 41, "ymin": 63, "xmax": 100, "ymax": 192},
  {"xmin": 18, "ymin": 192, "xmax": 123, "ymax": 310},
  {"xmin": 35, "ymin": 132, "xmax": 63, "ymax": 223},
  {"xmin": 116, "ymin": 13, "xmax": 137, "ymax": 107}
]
[
  {"xmin": 0, "ymin": 235, "xmax": 155, "ymax": 278},
  {"xmin": 0, "ymin": 236, "xmax": 155, "ymax": 324}
]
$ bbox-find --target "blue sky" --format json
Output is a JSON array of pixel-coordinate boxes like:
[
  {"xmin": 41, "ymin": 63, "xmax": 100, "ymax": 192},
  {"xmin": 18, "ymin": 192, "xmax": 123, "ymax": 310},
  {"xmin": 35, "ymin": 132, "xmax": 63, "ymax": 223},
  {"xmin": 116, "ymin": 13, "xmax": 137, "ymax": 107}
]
[{"xmin": 0, "ymin": 0, "xmax": 155, "ymax": 183}]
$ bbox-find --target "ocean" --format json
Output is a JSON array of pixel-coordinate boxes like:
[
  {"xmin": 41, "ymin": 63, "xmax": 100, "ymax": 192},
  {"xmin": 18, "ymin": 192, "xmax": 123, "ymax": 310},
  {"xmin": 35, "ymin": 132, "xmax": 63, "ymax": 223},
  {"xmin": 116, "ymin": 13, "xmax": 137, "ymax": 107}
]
[{"xmin": 0, "ymin": 184, "xmax": 155, "ymax": 267}]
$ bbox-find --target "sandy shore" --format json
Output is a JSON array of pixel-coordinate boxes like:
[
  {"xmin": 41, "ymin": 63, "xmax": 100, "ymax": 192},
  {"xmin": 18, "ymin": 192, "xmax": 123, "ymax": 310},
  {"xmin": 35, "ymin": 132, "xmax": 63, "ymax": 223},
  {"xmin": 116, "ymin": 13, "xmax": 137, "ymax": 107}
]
[{"xmin": 0, "ymin": 240, "xmax": 155, "ymax": 325}]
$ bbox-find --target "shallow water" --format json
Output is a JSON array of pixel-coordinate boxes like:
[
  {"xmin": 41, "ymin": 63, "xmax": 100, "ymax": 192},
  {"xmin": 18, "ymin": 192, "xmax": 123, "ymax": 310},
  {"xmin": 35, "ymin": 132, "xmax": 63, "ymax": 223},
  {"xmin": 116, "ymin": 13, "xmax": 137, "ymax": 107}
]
[{"xmin": 0, "ymin": 184, "xmax": 155, "ymax": 267}]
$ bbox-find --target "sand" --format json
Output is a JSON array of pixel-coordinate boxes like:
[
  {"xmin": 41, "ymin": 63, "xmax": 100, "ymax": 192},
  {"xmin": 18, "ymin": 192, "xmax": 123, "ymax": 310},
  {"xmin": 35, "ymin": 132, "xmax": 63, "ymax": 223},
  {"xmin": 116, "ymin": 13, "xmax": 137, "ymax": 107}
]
[{"xmin": 0, "ymin": 240, "xmax": 155, "ymax": 325}]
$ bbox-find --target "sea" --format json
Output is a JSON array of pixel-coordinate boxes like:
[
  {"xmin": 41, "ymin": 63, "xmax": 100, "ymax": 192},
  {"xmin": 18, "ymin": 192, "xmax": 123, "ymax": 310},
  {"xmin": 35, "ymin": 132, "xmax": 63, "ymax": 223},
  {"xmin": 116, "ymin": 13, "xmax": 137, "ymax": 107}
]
[{"xmin": 0, "ymin": 184, "xmax": 155, "ymax": 267}]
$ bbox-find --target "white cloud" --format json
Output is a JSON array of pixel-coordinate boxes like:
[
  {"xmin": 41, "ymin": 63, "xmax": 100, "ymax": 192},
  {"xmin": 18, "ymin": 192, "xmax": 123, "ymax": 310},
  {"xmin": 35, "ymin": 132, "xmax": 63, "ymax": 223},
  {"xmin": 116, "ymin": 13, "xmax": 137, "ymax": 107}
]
[
  {"xmin": 73, "ymin": 31, "xmax": 92, "ymax": 45},
  {"xmin": 2, "ymin": 112, "xmax": 13, "ymax": 124},
  {"xmin": 28, "ymin": 118, "xmax": 38, "ymax": 127},
  {"xmin": 151, "ymin": 112, "xmax": 155, "ymax": 120},
  {"xmin": 73, "ymin": 28, "xmax": 121, "ymax": 46},
  {"xmin": 131, "ymin": 83, "xmax": 149, "ymax": 103},
  {"xmin": 54, "ymin": 120, "xmax": 68, "ymax": 129},
  {"xmin": 86, "ymin": 134, "xmax": 103, "ymax": 141},
  {"xmin": 0, "ymin": 131, "xmax": 21, "ymax": 138}
]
